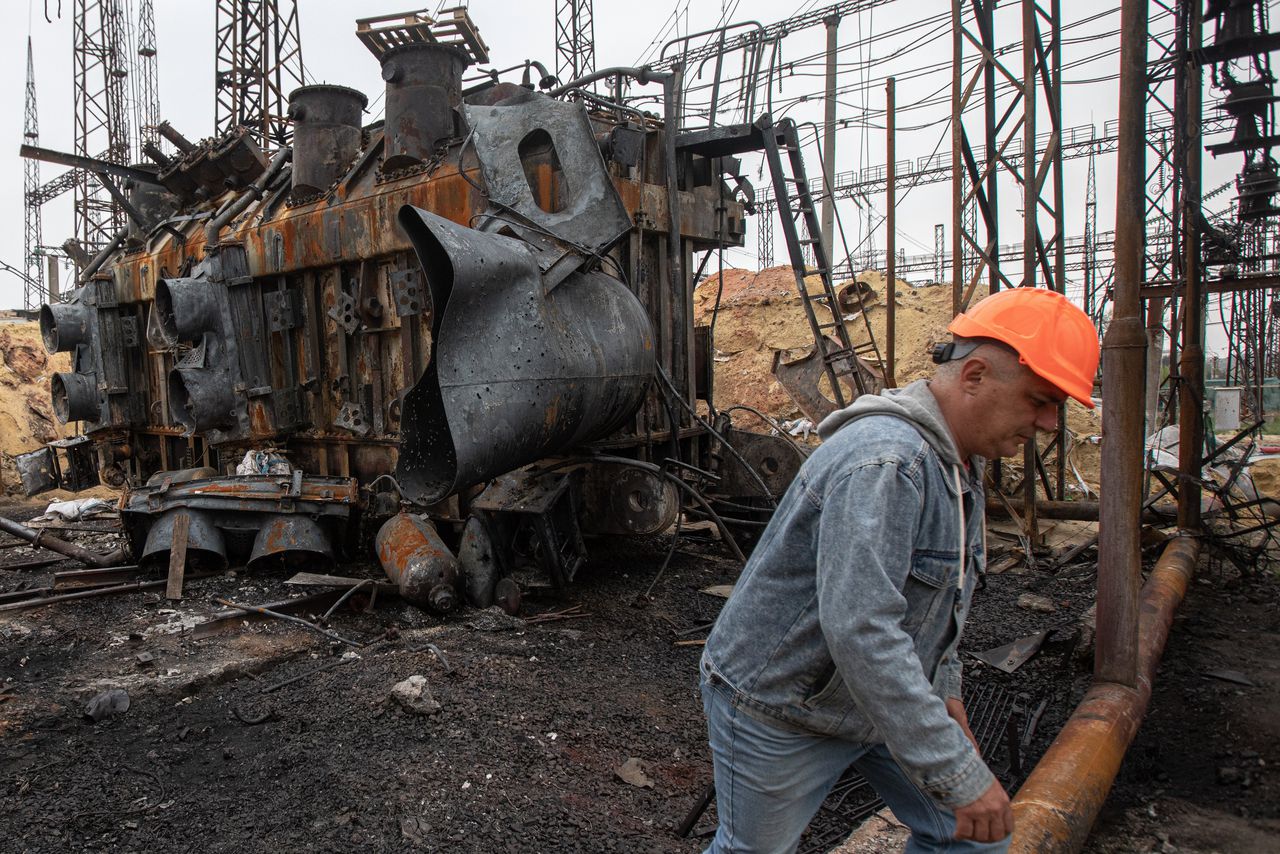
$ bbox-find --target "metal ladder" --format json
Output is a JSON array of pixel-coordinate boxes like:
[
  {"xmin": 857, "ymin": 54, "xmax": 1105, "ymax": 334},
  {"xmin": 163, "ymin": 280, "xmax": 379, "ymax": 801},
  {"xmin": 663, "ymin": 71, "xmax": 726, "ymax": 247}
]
[{"xmin": 758, "ymin": 114, "xmax": 884, "ymax": 407}]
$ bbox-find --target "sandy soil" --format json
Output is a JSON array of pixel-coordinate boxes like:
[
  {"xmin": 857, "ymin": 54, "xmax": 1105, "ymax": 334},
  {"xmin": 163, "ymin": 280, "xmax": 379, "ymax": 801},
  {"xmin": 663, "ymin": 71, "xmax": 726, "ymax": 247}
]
[{"xmin": 0, "ymin": 322, "xmax": 73, "ymax": 496}]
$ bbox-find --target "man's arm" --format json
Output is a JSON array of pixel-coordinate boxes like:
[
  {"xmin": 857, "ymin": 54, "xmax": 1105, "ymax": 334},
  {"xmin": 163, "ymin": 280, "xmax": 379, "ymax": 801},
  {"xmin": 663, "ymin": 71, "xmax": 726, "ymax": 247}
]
[
  {"xmin": 945, "ymin": 696, "xmax": 1013, "ymax": 842},
  {"xmin": 815, "ymin": 460, "xmax": 994, "ymax": 808}
]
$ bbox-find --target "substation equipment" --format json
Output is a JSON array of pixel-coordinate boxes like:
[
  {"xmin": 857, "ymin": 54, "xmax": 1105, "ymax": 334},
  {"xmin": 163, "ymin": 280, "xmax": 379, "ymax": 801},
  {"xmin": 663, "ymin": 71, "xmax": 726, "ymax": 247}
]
[{"xmin": 20, "ymin": 11, "xmax": 803, "ymax": 611}]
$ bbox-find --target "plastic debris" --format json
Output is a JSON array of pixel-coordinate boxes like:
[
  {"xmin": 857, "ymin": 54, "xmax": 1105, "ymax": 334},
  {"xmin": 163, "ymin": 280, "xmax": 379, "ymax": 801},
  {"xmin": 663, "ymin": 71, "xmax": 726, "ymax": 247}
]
[{"xmin": 84, "ymin": 688, "xmax": 130, "ymax": 722}]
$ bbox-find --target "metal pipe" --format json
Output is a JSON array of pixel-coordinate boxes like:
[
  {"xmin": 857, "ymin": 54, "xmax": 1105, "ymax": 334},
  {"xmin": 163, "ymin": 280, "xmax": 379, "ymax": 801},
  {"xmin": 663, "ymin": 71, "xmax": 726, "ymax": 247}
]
[
  {"xmin": 0, "ymin": 514, "xmax": 127, "ymax": 568},
  {"xmin": 885, "ymin": 76, "xmax": 896, "ymax": 387},
  {"xmin": 1177, "ymin": 3, "xmax": 1205, "ymax": 531},
  {"xmin": 1095, "ymin": 0, "xmax": 1149, "ymax": 688},
  {"xmin": 987, "ymin": 500, "xmax": 1169, "ymax": 524},
  {"xmin": 820, "ymin": 14, "xmax": 840, "ymax": 249},
  {"xmin": 1010, "ymin": 535, "xmax": 1199, "ymax": 853},
  {"xmin": 19, "ymin": 144, "xmax": 165, "ymax": 187},
  {"xmin": 74, "ymin": 229, "xmax": 127, "ymax": 285},
  {"xmin": 545, "ymin": 65, "xmax": 671, "ymax": 98},
  {"xmin": 205, "ymin": 147, "xmax": 292, "ymax": 244},
  {"xmin": 663, "ymin": 70, "xmax": 686, "ymax": 405},
  {"xmin": 1021, "ymin": 0, "xmax": 1040, "ymax": 548}
]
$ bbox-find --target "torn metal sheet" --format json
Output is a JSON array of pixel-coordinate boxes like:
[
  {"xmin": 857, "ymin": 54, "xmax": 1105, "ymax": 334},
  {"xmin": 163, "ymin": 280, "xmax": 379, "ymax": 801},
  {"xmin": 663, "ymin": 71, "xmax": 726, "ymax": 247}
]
[
  {"xmin": 971, "ymin": 630, "xmax": 1051, "ymax": 674},
  {"xmin": 395, "ymin": 207, "xmax": 653, "ymax": 504},
  {"xmin": 772, "ymin": 340, "xmax": 883, "ymax": 424}
]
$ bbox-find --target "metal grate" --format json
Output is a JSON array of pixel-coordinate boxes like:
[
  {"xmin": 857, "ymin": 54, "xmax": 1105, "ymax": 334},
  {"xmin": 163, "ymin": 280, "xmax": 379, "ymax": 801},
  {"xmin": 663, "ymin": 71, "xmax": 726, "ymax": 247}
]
[
  {"xmin": 796, "ymin": 680, "xmax": 1041, "ymax": 854},
  {"xmin": 355, "ymin": 7, "xmax": 489, "ymax": 64}
]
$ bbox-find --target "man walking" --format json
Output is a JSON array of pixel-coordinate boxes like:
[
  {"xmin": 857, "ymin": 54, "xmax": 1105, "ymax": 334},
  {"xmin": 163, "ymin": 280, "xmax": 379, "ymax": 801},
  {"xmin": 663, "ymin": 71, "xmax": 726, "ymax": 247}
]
[{"xmin": 700, "ymin": 288, "xmax": 1100, "ymax": 853}]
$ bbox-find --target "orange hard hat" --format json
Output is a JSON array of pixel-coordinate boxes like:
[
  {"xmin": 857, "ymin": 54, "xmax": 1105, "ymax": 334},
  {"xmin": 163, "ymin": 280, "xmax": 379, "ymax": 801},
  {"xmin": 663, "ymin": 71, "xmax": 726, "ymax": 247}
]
[{"xmin": 947, "ymin": 288, "xmax": 1100, "ymax": 408}]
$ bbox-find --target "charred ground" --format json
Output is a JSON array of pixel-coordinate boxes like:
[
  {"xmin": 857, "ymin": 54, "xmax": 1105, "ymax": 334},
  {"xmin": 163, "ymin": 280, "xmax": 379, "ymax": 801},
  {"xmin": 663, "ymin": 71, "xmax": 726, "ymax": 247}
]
[{"xmin": 1, "ymin": 502, "xmax": 1278, "ymax": 853}]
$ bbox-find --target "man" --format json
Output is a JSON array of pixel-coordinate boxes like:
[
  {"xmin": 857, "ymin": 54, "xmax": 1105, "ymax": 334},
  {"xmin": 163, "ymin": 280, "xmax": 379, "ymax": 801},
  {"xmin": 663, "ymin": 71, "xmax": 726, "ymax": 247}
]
[{"xmin": 699, "ymin": 288, "xmax": 1100, "ymax": 853}]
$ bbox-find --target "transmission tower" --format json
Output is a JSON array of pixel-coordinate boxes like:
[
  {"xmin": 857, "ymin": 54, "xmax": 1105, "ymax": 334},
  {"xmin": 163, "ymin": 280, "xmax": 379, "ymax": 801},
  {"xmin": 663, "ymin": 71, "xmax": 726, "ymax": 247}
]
[
  {"xmin": 1083, "ymin": 147, "xmax": 1100, "ymax": 327},
  {"xmin": 134, "ymin": 0, "xmax": 160, "ymax": 152},
  {"xmin": 214, "ymin": 0, "xmax": 305, "ymax": 151},
  {"xmin": 73, "ymin": 0, "xmax": 132, "ymax": 255},
  {"xmin": 23, "ymin": 37, "xmax": 45, "ymax": 309},
  {"xmin": 554, "ymin": 0, "xmax": 595, "ymax": 85}
]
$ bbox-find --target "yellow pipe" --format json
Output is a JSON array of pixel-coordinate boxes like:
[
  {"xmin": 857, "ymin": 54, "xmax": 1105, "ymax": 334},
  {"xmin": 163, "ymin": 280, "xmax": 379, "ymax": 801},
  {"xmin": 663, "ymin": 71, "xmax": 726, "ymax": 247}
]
[{"xmin": 1010, "ymin": 535, "xmax": 1199, "ymax": 852}]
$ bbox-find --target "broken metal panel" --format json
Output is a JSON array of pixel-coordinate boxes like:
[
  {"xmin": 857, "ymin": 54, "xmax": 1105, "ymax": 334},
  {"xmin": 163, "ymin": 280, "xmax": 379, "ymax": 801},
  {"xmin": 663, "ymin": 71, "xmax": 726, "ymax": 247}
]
[
  {"xmin": 710, "ymin": 428, "xmax": 806, "ymax": 499},
  {"xmin": 463, "ymin": 93, "xmax": 633, "ymax": 254},
  {"xmin": 395, "ymin": 206, "xmax": 654, "ymax": 504},
  {"xmin": 772, "ymin": 339, "xmax": 884, "ymax": 425},
  {"xmin": 467, "ymin": 468, "xmax": 587, "ymax": 590},
  {"xmin": 14, "ymin": 437, "xmax": 100, "ymax": 496}
]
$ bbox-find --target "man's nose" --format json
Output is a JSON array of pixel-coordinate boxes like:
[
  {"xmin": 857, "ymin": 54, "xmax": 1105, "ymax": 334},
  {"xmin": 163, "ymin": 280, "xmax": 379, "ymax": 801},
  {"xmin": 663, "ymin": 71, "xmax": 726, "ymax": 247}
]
[{"xmin": 1034, "ymin": 405, "xmax": 1059, "ymax": 432}]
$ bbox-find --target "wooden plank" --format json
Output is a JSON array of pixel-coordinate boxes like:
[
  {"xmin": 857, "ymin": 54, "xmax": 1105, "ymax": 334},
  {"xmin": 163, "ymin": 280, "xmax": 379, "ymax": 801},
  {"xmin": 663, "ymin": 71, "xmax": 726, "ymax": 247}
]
[
  {"xmin": 285, "ymin": 571, "xmax": 398, "ymax": 595},
  {"xmin": 165, "ymin": 513, "xmax": 189, "ymax": 601}
]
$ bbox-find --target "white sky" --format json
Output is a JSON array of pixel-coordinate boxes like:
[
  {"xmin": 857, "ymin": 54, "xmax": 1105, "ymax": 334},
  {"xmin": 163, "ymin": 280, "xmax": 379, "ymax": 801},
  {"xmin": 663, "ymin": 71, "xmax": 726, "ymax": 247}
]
[{"xmin": 0, "ymin": 0, "xmax": 1265, "ymax": 356}]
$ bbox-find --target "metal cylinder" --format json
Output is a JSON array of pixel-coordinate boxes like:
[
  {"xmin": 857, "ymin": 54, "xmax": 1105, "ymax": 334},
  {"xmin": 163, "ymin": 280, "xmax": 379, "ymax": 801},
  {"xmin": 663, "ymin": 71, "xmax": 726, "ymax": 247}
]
[
  {"xmin": 168, "ymin": 365, "xmax": 237, "ymax": 431},
  {"xmin": 376, "ymin": 513, "xmax": 460, "ymax": 614},
  {"xmin": 380, "ymin": 44, "xmax": 468, "ymax": 170},
  {"xmin": 155, "ymin": 277, "xmax": 223, "ymax": 345},
  {"xmin": 289, "ymin": 84, "xmax": 368, "ymax": 197},
  {"xmin": 51, "ymin": 372, "xmax": 99, "ymax": 423},
  {"xmin": 139, "ymin": 509, "xmax": 229, "ymax": 573},
  {"xmin": 40, "ymin": 302, "xmax": 91, "ymax": 353}
]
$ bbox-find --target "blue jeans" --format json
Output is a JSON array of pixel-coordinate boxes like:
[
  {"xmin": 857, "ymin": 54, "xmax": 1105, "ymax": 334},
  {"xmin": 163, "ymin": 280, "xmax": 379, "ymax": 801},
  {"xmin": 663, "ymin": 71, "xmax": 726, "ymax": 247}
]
[{"xmin": 701, "ymin": 678, "xmax": 1010, "ymax": 854}]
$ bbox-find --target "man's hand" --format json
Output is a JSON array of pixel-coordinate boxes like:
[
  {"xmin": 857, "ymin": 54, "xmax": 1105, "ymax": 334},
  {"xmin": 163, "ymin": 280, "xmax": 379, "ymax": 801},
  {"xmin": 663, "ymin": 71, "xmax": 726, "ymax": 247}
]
[
  {"xmin": 952, "ymin": 778, "xmax": 1013, "ymax": 843},
  {"xmin": 945, "ymin": 696, "xmax": 980, "ymax": 754}
]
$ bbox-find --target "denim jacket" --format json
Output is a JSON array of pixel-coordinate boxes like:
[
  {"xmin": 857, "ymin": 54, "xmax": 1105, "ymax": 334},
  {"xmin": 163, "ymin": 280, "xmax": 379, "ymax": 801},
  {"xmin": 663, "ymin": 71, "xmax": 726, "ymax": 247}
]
[{"xmin": 701, "ymin": 380, "xmax": 993, "ymax": 807}]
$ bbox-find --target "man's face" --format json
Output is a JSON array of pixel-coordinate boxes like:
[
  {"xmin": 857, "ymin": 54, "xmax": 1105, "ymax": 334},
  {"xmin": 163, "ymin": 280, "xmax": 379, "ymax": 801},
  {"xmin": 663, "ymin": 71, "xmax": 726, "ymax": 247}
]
[{"xmin": 963, "ymin": 355, "xmax": 1066, "ymax": 460}]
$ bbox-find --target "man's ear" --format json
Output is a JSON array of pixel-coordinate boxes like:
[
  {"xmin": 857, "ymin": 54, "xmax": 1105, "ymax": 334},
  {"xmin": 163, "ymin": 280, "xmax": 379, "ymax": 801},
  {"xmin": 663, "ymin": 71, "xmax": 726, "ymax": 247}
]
[{"xmin": 958, "ymin": 356, "xmax": 989, "ymax": 394}]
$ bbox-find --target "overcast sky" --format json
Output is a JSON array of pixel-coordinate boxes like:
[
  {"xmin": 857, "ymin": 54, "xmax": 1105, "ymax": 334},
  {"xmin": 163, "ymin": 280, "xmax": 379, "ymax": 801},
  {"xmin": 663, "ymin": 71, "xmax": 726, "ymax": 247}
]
[{"xmin": 0, "ymin": 0, "xmax": 1263, "ymax": 355}]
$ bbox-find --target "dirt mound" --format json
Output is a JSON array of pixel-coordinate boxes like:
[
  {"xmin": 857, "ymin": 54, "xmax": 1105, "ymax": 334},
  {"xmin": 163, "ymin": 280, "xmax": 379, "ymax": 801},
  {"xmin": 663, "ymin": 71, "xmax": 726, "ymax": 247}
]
[
  {"xmin": 694, "ymin": 267, "xmax": 982, "ymax": 422},
  {"xmin": 693, "ymin": 270, "xmax": 1117, "ymax": 494},
  {"xmin": 0, "ymin": 322, "xmax": 74, "ymax": 494}
]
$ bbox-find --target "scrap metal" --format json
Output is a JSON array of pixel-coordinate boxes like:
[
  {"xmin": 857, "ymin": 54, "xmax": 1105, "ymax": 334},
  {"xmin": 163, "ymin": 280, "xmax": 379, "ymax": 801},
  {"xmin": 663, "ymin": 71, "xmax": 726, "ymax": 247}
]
[{"xmin": 20, "ymin": 7, "xmax": 806, "ymax": 605}]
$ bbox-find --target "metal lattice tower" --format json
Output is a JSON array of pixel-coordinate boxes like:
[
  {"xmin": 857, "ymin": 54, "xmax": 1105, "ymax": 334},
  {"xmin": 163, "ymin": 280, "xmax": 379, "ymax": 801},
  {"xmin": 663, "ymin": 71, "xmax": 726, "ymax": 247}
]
[
  {"xmin": 23, "ymin": 37, "xmax": 45, "ymax": 309},
  {"xmin": 215, "ymin": 0, "xmax": 305, "ymax": 150},
  {"xmin": 554, "ymin": 0, "xmax": 595, "ymax": 85},
  {"xmin": 951, "ymin": 0, "xmax": 1065, "ymax": 313},
  {"xmin": 134, "ymin": 0, "xmax": 160, "ymax": 153},
  {"xmin": 74, "ymin": 0, "xmax": 132, "ymax": 255},
  {"xmin": 933, "ymin": 224, "xmax": 945, "ymax": 283},
  {"xmin": 1083, "ymin": 146, "xmax": 1100, "ymax": 326}
]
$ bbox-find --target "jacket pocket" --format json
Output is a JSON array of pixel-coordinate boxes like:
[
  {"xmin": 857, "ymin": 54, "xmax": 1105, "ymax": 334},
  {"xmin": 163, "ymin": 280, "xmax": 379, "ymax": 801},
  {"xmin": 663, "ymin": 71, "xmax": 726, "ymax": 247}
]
[
  {"xmin": 802, "ymin": 663, "xmax": 845, "ymax": 709},
  {"xmin": 902, "ymin": 551, "xmax": 959, "ymax": 632}
]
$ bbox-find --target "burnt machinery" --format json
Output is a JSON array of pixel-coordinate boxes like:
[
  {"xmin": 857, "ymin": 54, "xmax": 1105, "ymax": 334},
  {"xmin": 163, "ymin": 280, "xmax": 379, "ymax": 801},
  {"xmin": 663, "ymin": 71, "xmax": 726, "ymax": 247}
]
[{"xmin": 20, "ymin": 9, "xmax": 803, "ymax": 610}]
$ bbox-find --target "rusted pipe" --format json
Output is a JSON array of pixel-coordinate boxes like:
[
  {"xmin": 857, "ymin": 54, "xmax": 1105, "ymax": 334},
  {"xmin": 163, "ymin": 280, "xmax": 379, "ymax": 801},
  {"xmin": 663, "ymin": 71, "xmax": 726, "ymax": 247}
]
[
  {"xmin": 1010, "ymin": 535, "xmax": 1199, "ymax": 853},
  {"xmin": 0, "ymin": 514, "xmax": 127, "ymax": 568},
  {"xmin": 205, "ymin": 147, "xmax": 292, "ymax": 244},
  {"xmin": 1095, "ymin": 0, "xmax": 1148, "ymax": 689},
  {"xmin": 74, "ymin": 229, "xmax": 127, "ymax": 286},
  {"xmin": 987, "ymin": 499, "xmax": 1170, "ymax": 524}
]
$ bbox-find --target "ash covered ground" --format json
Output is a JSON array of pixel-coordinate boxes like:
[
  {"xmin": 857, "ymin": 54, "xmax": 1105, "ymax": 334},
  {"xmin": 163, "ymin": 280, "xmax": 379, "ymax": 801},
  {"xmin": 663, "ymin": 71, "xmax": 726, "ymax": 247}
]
[{"xmin": 1, "ymin": 502, "xmax": 1278, "ymax": 853}]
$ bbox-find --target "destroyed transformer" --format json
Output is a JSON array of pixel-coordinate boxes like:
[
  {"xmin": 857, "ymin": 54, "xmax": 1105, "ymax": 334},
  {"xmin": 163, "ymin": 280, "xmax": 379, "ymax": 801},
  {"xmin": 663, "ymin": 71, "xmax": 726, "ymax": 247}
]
[{"xmin": 23, "ymin": 12, "xmax": 803, "ymax": 611}]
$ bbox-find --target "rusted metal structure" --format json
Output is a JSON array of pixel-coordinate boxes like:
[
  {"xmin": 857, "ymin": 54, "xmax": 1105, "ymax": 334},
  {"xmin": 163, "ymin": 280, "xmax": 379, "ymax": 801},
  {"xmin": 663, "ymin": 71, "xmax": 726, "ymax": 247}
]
[
  {"xmin": 214, "ymin": 0, "xmax": 305, "ymax": 151},
  {"xmin": 22, "ymin": 9, "xmax": 795, "ymax": 609}
]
